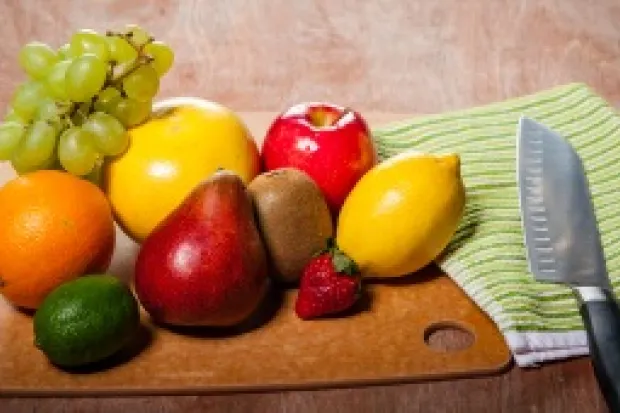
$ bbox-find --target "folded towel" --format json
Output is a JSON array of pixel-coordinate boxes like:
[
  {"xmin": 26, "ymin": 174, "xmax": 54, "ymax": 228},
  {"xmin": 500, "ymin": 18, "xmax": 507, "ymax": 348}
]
[{"xmin": 372, "ymin": 83, "xmax": 620, "ymax": 367}]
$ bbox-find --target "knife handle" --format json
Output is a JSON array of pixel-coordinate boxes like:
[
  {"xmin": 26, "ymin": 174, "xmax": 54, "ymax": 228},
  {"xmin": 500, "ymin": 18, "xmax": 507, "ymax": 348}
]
[{"xmin": 576, "ymin": 286, "xmax": 620, "ymax": 413}]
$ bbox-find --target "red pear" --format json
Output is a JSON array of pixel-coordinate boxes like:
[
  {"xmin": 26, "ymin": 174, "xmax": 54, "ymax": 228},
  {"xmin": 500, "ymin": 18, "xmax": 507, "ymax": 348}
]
[{"xmin": 134, "ymin": 170, "xmax": 269, "ymax": 327}]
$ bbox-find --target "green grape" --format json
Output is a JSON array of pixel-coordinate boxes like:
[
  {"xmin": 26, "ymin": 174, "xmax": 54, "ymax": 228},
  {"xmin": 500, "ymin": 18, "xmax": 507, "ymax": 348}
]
[
  {"xmin": 45, "ymin": 59, "xmax": 72, "ymax": 101},
  {"xmin": 58, "ymin": 127, "xmax": 99, "ymax": 176},
  {"xmin": 18, "ymin": 42, "xmax": 59, "ymax": 80},
  {"xmin": 144, "ymin": 41, "xmax": 174, "ymax": 76},
  {"xmin": 11, "ymin": 120, "xmax": 57, "ymax": 172},
  {"xmin": 122, "ymin": 64, "xmax": 159, "ymax": 102},
  {"xmin": 34, "ymin": 98, "xmax": 60, "ymax": 121},
  {"xmin": 70, "ymin": 29, "xmax": 110, "ymax": 61},
  {"xmin": 82, "ymin": 111, "xmax": 129, "ymax": 156},
  {"xmin": 4, "ymin": 107, "xmax": 27, "ymax": 124},
  {"xmin": 11, "ymin": 150, "xmax": 56, "ymax": 174},
  {"xmin": 12, "ymin": 81, "xmax": 49, "ymax": 121},
  {"xmin": 0, "ymin": 122, "xmax": 26, "ymax": 160},
  {"xmin": 35, "ymin": 99, "xmax": 58, "ymax": 119},
  {"xmin": 57, "ymin": 43, "xmax": 73, "ymax": 60},
  {"xmin": 94, "ymin": 86, "xmax": 122, "ymax": 113},
  {"xmin": 107, "ymin": 35, "xmax": 138, "ymax": 64},
  {"xmin": 124, "ymin": 24, "xmax": 151, "ymax": 47},
  {"xmin": 35, "ymin": 99, "xmax": 66, "ymax": 131},
  {"xmin": 109, "ymin": 98, "xmax": 152, "ymax": 128},
  {"xmin": 65, "ymin": 54, "xmax": 108, "ymax": 102}
]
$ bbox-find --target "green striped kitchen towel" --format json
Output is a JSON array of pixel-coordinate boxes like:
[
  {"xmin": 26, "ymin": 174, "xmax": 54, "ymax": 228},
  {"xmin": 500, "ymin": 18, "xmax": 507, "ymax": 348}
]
[{"xmin": 371, "ymin": 83, "xmax": 620, "ymax": 367}]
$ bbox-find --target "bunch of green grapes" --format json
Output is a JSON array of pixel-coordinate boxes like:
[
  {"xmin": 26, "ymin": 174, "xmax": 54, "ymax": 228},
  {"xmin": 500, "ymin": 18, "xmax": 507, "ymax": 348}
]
[{"xmin": 0, "ymin": 24, "xmax": 174, "ymax": 178}]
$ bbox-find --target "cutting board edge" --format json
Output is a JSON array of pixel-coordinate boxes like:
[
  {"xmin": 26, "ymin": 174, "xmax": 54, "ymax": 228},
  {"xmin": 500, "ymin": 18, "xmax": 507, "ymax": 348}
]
[{"xmin": 0, "ymin": 354, "xmax": 514, "ymax": 397}]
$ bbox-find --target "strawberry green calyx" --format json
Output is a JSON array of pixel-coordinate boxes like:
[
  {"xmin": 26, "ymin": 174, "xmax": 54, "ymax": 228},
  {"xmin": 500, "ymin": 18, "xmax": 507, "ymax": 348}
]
[
  {"xmin": 320, "ymin": 237, "xmax": 360, "ymax": 276},
  {"xmin": 332, "ymin": 248, "xmax": 359, "ymax": 275}
]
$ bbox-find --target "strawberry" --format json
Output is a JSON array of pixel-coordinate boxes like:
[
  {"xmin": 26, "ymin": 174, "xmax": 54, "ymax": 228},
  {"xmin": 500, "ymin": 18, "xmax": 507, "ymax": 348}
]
[{"xmin": 295, "ymin": 239, "xmax": 362, "ymax": 320}]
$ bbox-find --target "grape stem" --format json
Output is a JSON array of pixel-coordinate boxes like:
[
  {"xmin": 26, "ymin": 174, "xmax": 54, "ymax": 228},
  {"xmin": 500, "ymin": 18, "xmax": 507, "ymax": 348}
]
[
  {"xmin": 110, "ymin": 54, "xmax": 154, "ymax": 85},
  {"xmin": 105, "ymin": 31, "xmax": 155, "ymax": 86},
  {"xmin": 63, "ymin": 32, "xmax": 155, "ymax": 126}
]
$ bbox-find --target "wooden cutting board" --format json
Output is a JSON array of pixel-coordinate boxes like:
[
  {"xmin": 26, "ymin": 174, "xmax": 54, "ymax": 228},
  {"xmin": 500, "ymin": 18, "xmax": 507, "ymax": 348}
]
[{"xmin": 0, "ymin": 112, "xmax": 512, "ymax": 396}]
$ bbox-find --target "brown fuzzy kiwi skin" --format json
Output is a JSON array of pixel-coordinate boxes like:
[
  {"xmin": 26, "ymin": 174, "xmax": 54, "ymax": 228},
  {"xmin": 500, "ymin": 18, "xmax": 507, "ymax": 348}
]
[{"xmin": 248, "ymin": 167, "xmax": 334, "ymax": 284}]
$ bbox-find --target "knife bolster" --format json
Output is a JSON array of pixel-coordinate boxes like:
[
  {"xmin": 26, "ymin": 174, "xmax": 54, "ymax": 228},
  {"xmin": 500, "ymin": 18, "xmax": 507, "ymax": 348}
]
[{"xmin": 574, "ymin": 286, "xmax": 611, "ymax": 303}]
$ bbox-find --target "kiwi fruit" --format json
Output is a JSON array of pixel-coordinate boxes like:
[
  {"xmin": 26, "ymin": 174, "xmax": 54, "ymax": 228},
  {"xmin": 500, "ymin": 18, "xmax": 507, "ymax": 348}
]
[{"xmin": 248, "ymin": 167, "xmax": 334, "ymax": 284}]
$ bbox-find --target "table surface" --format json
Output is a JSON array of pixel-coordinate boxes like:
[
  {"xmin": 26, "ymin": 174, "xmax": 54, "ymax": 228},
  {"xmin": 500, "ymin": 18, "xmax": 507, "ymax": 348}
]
[{"xmin": 1, "ymin": 1, "xmax": 619, "ymax": 412}]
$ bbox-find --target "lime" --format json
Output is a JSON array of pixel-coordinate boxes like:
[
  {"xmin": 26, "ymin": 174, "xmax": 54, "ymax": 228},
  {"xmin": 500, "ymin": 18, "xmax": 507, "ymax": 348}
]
[{"xmin": 33, "ymin": 274, "xmax": 140, "ymax": 368}]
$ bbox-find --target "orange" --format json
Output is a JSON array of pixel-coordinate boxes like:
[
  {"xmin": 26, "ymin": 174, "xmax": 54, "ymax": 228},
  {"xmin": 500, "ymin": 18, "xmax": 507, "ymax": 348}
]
[
  {"xmin": 104, "ymin": 97, "xmax": 261, "ymax": 242},
  {"xmin": 0, "ymin": 170, "xmax": 115, "ymax": 310}
]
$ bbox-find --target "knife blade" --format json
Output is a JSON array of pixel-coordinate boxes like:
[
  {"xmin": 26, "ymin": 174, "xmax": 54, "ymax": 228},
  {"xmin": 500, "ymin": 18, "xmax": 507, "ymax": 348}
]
[{"xmin": 517, "ymin": 116, "xmax": 620, "ymax": 412}]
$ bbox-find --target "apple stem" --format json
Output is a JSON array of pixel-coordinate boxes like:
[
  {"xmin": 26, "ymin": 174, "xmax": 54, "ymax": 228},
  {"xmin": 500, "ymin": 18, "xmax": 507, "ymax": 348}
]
[{"xmin": 308, "ymin": 107, "xmax": 353, "ymax": 128}]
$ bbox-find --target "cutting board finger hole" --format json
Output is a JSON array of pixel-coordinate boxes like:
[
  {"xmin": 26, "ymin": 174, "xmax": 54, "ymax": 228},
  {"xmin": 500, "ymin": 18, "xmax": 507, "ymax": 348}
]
[{"xmin": 424, "ymin": 321, "xmax": 475, "ymax": 352}]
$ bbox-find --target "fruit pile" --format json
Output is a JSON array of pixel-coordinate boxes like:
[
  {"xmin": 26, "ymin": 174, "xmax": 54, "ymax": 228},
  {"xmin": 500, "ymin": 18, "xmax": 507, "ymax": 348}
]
[
  {"xmin": 0, "ymin": 26, "xmax": 466, "ymax": 370},
  {"xmin": 0, "ymin": 24, "xmax": 173, "ymax": 178}
]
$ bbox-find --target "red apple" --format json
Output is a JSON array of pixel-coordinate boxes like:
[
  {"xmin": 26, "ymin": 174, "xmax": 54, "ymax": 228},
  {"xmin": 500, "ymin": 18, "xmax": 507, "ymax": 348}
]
[{"xmin": 261, "ymin": 102, "xmax": 378, "ymax": 214}]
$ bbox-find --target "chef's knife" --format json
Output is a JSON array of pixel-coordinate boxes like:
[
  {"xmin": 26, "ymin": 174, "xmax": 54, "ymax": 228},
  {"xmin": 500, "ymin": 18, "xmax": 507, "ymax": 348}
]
[{"xmin": 517, "ymin": 116, "xmax": 620, "ymax": 412}]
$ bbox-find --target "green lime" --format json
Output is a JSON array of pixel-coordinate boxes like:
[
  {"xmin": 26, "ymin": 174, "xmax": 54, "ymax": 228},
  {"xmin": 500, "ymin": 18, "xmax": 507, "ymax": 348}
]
[{"xmin": 33, "ymin": 274, "xmax": 140, "ymax": 368}]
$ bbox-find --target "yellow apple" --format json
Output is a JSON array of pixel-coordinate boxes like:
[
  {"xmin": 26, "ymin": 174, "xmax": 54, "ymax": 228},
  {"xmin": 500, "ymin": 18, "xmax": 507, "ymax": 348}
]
[{"xmin": 104, "ymin": 97, "xmax": 261, "ymax": 243}]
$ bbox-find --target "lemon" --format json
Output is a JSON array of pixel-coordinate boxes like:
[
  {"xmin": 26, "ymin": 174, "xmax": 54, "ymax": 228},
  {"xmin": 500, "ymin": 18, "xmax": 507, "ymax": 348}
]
[
  {"xmin": 336, "ymin": 149, "xmax": 465, "ymax": 278},
  {"xmin": 104, "ymin": 97, "xmax": 261, "ymax": 242}
]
